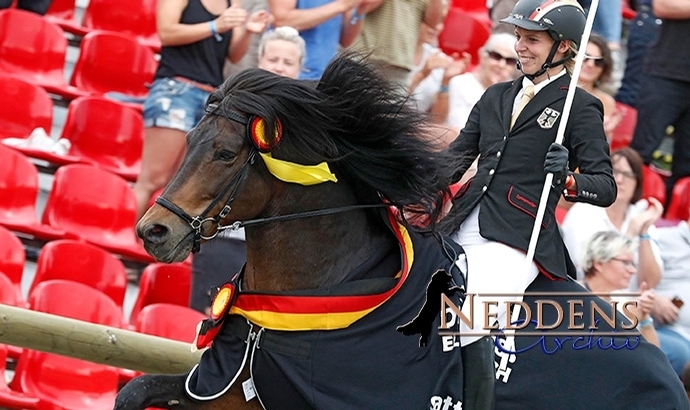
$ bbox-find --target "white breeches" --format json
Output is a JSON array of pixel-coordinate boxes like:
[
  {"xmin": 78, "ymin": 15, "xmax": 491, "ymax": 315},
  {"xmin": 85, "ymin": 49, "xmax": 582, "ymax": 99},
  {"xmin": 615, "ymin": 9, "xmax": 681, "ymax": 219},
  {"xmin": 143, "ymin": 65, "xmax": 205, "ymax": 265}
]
[{"xmin": 452, "ymin": 206, "xmax": 540, "ymax": 346}]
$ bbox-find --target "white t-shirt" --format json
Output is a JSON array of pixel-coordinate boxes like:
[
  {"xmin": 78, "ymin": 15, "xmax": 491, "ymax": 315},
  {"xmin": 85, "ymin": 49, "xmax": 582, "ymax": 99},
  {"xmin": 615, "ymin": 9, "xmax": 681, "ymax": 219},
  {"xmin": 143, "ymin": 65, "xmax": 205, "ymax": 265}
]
[
  {"xmin": 560, "ymin": 199, "xmax": 662, "ymax": 287},
  {"xmin": 446, "ymin": 72, "xmax": 485, "ymax": 130}
]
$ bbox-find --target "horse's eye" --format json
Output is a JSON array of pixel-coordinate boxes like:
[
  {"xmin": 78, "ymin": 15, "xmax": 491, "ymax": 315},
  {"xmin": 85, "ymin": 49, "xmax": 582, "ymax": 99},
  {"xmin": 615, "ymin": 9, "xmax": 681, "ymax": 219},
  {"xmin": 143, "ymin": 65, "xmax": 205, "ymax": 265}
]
[{"xmin": 215, "ymin": 149, "xmax": 236, "ymax": 162}]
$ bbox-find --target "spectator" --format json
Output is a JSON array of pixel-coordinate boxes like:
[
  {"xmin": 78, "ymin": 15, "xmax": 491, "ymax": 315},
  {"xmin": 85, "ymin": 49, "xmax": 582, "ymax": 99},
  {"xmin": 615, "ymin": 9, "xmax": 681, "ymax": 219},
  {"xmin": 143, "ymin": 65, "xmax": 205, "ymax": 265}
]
[
  {"xmin": 562, "ymin": 148, "xmax": 664, "ymax": 286},
  {"xmin": 133, "ymin": 0, "xmax": 272, "ymax": 220},
  {"xmin": 408, "ymin": 22, "xmax": 471, "ymax": 116},
  {"xmin": 653, "ymin": 215, "xmax": 690, "ymax": 377},
  {"xmin": 580, "ymin": 230, "xmax": 659, "ymax": 347},
  {"xmin": 615, "ymin": 0, "xmax": 662, "ymax": 108},
  {"xmin": 578, "ymin": 33, "xmax": 623, "ymax": 139},
  {"xmin": 257, "ymin": 26, "xmax": 306, "ymax": 78},
  {"xmin": 629, "ymin": 0, "xmax": 690, "ymax": 206},
  {"xmin": 441, "ymin": 1, "xmax": 616, "ymax": 407},
  {"xmin": 190, "ymin": 26, "xmax": 305, "ymax": 314},
  {"xmin": 428, "ymin": 32, "xmax": 517, "ymax": 131},
  {"xmin": 268, "ymin": 0, "xmax": 363, "ymax": 79},
  {"xmin": 578, "ymin": 0, "xmax": 623, "ymax": 91},
  {"xmin": 351, "ymin": 0, "xmax": 447, "ymax": 88},
  {"xmin": 0, "ymin": 0, "xmax": 52, "ymax": 14},
  {"xmin": 223, "ymin": 0, "xmax": 270, "ymax": 78}
]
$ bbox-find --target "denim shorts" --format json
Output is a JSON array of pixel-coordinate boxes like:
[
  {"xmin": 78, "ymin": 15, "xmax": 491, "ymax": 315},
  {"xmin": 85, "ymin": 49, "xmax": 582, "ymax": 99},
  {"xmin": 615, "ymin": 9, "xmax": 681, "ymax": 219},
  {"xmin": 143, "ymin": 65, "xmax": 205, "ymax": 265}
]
[{"xmin": 143, "ymin": 77, "xmax": 211, "ymax": 132}]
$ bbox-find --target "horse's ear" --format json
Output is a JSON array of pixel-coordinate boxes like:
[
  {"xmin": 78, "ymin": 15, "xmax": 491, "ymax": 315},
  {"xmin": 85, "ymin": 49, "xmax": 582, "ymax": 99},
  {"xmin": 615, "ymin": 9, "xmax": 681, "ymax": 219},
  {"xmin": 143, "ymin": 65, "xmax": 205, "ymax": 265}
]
[{"xmin": 248, "ymin": 116, "xmax": 283, "ymax": 152}]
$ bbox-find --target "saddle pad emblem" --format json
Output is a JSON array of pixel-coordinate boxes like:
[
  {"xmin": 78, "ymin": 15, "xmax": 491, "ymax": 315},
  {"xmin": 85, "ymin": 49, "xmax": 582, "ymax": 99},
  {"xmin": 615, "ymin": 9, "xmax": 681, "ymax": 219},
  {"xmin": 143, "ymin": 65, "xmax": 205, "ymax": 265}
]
[{"xmin": 537, "ymin": 107, "xmax": 560, "ymax": 129}]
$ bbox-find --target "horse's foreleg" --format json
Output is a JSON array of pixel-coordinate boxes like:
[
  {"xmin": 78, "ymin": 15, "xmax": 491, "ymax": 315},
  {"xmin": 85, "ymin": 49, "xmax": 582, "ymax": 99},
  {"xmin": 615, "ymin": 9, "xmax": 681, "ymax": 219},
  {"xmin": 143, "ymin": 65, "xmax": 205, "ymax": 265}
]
[{"xmin": 114, "ymin": 368, "xmax": 263, "ymax": 410}]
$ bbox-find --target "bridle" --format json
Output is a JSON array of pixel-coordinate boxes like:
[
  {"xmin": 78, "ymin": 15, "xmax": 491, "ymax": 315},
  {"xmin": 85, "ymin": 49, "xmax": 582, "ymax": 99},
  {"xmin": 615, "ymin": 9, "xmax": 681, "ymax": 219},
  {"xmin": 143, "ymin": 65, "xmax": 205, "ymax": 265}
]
[{"xmin": 154, "ymin": 106, "xmax": 388, "ymax": 253}]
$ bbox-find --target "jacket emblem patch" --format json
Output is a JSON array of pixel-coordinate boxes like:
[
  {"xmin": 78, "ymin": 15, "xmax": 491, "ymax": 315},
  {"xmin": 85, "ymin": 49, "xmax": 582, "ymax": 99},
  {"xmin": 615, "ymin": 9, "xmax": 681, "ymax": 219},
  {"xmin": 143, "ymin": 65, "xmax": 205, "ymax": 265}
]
[{"xmin": 537, "ymin": 107, "xmax": 560, "ymax": 129}]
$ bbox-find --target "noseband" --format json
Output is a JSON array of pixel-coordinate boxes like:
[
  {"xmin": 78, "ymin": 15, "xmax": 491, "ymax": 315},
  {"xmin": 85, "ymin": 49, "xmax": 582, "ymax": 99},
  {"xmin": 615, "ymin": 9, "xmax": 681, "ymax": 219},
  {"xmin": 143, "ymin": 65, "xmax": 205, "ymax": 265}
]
[{"xmin": 155, "ymin": 105, "xmax": 388, "ymax": 253}]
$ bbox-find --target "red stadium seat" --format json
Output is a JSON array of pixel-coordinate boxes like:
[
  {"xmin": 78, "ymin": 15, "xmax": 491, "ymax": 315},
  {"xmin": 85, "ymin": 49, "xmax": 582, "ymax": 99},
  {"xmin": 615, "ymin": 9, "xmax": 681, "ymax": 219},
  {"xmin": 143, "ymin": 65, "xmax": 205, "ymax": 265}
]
[
  {"xmin": 0, "ymin": 9, "xmax": 85, "ymax": 101},
  {"xmin": 0, "ymin": 146, "xmax": 64, "ymax": 239},
  {"xmin": 82, "ymin": 0, "xmax": 161, "ymax": 52},
  {"xmin": 0, "ymin": 75, "xmax": 53, "ymax": 140},
  {"xmin": 124, "ymin": 303, "xmax": 203, "ymax": 380},
  {"xmin": 44, "ymin": 0, "xmax": 84, "ymax": 36},
  {"xmin": 665, "ymin": 177, "xmax": 690, "ymax": 222},
  {"xmin": 9, "ymin": 280, "xmax": 122, "ymax": 410},
  {"xmin": 451, "ymin": 0, "xmax": 489, "ymax": 12},
  {"xmin": 0, "ymin": 226, "xmax": 26, "ymax": 303},
  {"xmin": 0, "ymin": 271, "xmax": 21, "ymax": 308},
  {"xmin": 610, "ymin": 102, "xmax": 637, "ymax": 151},
  {"xmin": 129, "ymin": 263, "xmax": 192, "ymax": 325},
  {"xmin": 642, "ymin": 164, "xmax": 667, "ymax": 206},
  {"xmin": 15, "ymin": 96, "xmax": 143, "ymax": 182},
  {"xmin": 40, "ymin": 164, "xmax": 155, "ymax": 263},
  {"xmin": 622, "ymin": 0, "xmax": 637, "ymax": 20},
  {"xmin": 30, "ymin": 240, "xmax": 129, "ymax": 309},
  {"xmin": 439, "ymin": 8, "xmax": 492, "ymax": 66},
  {"xmin": 0, "ymin": 345, "xmax": 40, "ymax": 410},
  {"xmin": 0, "ymin": 270, "xmax": 25, "ymax": 359},
  {"xmin": 70, "ymin": 30, "xmax": 157, "ymax": 98},
  {"xmin": 135, "ymin": 303, "xmax": 205, "ymax": 344}
]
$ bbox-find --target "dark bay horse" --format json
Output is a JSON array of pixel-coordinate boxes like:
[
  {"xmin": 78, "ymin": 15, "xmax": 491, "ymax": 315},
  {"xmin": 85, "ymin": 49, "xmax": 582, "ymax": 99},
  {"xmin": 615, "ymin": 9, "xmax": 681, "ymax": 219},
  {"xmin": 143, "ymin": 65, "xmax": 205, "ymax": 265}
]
[{"xmin": 116, "ymin": 54, "xmax": 470, "ymax": 410}]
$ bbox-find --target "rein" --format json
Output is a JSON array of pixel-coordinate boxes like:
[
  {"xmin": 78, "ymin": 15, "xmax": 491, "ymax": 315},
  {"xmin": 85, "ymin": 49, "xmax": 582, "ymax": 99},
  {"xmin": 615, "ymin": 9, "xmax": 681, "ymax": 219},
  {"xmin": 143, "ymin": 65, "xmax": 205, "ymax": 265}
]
[{"xmin": 154, "ymin": 105, "xmax": 389, "ymax": 253}]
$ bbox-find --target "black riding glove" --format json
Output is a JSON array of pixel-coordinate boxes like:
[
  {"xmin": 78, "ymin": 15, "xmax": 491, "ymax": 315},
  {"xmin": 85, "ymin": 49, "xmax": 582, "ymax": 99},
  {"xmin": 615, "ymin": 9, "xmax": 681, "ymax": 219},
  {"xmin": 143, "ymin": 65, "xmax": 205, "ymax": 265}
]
[{"xmin": 543, "ymin": 143, "xmax": 570, "ymax": 190}]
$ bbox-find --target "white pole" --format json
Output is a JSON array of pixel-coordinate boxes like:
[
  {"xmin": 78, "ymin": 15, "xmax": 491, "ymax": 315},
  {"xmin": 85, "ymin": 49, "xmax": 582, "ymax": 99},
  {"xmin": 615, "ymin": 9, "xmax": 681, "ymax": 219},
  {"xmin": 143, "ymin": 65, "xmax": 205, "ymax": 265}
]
[{"xmin": 502, "ymin": 0, "xmax": 601, "ymax": 352}]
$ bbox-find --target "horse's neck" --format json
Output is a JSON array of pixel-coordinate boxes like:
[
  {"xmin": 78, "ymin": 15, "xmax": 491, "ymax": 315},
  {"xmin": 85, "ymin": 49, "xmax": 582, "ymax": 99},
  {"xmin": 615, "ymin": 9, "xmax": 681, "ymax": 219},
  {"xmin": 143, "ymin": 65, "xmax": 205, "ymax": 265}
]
[{"xmin": 242, "ymin": 187, "xmax": 396, "ymax": 292}]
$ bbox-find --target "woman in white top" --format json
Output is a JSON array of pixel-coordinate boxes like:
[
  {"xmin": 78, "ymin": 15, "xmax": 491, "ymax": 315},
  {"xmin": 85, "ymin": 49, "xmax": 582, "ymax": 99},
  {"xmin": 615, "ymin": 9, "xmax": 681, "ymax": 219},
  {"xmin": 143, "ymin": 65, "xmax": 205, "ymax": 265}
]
[
  {"xmin": 562, "ymin": 147, "xmax": 664, "ymax": 287},
  {"xmin": 580, "ymin": 230, "xmax": 659, "ymax": 346}
]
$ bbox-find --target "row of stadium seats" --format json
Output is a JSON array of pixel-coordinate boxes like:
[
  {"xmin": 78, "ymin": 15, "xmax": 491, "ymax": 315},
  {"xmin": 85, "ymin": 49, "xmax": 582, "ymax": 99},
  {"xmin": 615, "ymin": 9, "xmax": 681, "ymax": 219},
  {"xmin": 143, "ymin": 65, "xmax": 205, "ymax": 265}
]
[
  {"xmin": 0, "ymin": 146, "xmax": 152, "ymax": 262},
  {"xmin": 0, "ymin": 9, "xmax": 156, "ymax": 103},
  {"xmin": 0, "ymin": 226, "xmax": 193, "ymax": 326},
  {"xmin": 0, "ymin": 275, "xmax": 204, "ymax": 410},
  {"xmin": 43, "ymin": 0, "xmax": 158, "ymax": 51},
  {"xmin": 0, "ymin": 75, "xmax": 143, "ymax": 181}
]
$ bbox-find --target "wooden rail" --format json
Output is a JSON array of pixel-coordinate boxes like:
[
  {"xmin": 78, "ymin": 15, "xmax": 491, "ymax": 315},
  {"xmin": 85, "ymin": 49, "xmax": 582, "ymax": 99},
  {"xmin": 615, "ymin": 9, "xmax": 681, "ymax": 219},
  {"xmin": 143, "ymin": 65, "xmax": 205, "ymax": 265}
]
[{"xmin": 0, "ymin": 303, "xmax": 203, "ymax": 374}]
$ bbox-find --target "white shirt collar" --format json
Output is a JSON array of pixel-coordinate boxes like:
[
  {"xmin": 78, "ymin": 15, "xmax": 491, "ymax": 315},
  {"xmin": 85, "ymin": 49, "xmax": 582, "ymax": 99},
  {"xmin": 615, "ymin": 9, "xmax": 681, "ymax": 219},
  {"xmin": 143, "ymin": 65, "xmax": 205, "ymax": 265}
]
[{"xmin": 521, "ymin": 69, "xmax": 567, "ymax": 96}]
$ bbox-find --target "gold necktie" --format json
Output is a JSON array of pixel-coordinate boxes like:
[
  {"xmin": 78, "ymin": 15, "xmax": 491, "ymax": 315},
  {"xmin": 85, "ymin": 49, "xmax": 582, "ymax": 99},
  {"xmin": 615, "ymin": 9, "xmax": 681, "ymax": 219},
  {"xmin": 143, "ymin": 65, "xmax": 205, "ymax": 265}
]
[{"xmin": 510, "ymin": 85, "xmax": 535, "ymax": 130}]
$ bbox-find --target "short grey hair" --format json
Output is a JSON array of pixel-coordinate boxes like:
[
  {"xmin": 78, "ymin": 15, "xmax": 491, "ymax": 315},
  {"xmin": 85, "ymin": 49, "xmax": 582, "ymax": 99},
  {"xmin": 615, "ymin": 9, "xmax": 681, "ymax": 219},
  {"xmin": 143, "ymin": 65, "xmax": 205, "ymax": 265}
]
[
  {"xmin": 481, "ymin": 32, "xmax": 518, "ymax": 58},
  {"xmin": 580, "ymin": 231, "xmax": 637, "ymax": 277},
  {"xmin": 258, "ymin": 26, "xmax": 306, "ymax": 65}
]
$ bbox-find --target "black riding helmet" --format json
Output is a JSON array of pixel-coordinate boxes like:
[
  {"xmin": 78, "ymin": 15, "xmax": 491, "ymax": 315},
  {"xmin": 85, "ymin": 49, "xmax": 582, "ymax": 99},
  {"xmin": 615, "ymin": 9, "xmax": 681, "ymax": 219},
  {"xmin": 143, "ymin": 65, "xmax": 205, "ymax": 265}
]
[{"xmin": 501, "ymin": 0, "xmax": 586, "ymax": 79}]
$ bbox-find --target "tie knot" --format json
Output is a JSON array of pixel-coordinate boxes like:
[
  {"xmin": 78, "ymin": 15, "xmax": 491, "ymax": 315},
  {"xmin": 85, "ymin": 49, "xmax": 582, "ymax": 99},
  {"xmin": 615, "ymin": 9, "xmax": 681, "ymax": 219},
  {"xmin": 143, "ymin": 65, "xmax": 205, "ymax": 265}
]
[{"xmin": 523, "ymin": 85, "xmax": 535, "ymax": 99}]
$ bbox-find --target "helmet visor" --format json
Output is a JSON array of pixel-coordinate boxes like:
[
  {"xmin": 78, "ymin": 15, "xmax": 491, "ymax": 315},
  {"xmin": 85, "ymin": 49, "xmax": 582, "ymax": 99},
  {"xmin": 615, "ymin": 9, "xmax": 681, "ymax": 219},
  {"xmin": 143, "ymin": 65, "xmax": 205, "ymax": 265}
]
[{"xmin": 499, "ymin": 15, "xmax": 549, "ymax": 32}]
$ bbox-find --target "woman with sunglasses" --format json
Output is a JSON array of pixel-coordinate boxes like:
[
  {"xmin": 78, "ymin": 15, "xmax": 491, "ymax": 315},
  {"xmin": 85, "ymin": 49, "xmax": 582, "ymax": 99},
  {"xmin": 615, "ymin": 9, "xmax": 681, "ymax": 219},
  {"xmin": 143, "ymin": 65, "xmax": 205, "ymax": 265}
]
[
  {"xmin": 426, "ymin": 32, "xmax": 518, "ymax": 131},
  {"xmin": 581, "ymin": 230, "xmax": 659, "ymax": 347},
  {"xmin": 439, "ymin": 1, "xmax": 616, "ymax": 406},
  {"xmin": 562, "ymin": 147, "xmax": 664, "ymax": 288},
  {"xmin": 578, "ymin": 33, "xmax": 623, "ymax": 139}
]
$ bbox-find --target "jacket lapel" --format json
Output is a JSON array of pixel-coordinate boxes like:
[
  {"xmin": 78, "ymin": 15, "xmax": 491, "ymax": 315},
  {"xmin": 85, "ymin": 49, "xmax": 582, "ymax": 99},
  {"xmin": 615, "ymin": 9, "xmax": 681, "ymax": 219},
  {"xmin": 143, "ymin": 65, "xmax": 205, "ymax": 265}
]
[
  {"xmin": 511, "ymin": 74, "xmax": 570, "ymax": 132},
  {"xmin": 503, "ymin": 79, "xmax": 522, "ymax": 134}
]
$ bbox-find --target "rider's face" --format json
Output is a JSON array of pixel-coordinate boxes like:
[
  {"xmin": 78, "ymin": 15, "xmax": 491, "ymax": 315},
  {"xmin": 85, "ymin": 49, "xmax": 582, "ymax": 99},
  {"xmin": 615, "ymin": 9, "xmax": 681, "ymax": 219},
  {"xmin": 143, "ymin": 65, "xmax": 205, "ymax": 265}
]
[{"xmin": 514, "ymin": 27, "xmax": 570, "ymax": 82}]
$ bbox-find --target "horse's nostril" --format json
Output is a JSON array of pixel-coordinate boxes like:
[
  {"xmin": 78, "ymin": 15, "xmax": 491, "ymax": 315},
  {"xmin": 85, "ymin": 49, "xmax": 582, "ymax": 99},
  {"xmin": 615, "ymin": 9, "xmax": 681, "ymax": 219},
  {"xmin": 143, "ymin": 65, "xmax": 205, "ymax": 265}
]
[{"xmin": 142, "ymin": 223, "xmax": 169, "ymax": 244}]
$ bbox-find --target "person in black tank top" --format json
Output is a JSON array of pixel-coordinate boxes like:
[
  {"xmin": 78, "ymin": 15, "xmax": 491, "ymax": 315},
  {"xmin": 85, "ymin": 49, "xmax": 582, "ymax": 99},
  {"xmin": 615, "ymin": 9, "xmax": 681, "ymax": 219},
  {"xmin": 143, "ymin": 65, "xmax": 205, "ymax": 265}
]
[{"xmin": 133, "ymin": 0, "xmax": 272, "ymax": 221}]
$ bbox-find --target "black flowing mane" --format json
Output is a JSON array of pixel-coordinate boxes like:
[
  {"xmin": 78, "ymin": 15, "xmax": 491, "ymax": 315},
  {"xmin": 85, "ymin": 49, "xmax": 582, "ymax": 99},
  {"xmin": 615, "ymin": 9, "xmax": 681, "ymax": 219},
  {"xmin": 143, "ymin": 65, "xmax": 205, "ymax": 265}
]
[{"xmin": 210, "ymin": 52, "xmax": 452, "ymax": 228}]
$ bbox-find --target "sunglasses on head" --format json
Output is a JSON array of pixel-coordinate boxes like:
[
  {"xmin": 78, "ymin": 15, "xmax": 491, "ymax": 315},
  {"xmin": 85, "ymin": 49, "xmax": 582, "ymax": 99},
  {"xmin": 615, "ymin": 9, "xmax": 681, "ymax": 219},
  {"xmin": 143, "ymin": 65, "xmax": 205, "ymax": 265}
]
[
  {"xmin": 486, "ymin": 50, "xmax": 518, "ymax": 66},
  {"xmin": 584, "ymin": 55, "xmax": 606, "ymax": 68}
]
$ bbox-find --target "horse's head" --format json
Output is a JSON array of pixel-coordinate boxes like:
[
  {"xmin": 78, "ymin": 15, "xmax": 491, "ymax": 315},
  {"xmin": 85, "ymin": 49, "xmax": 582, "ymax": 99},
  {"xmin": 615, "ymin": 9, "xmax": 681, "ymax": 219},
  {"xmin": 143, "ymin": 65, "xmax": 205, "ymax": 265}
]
[{"xmin": 137, "ymin": 53, "xmax": 454, "ymax": 265}]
